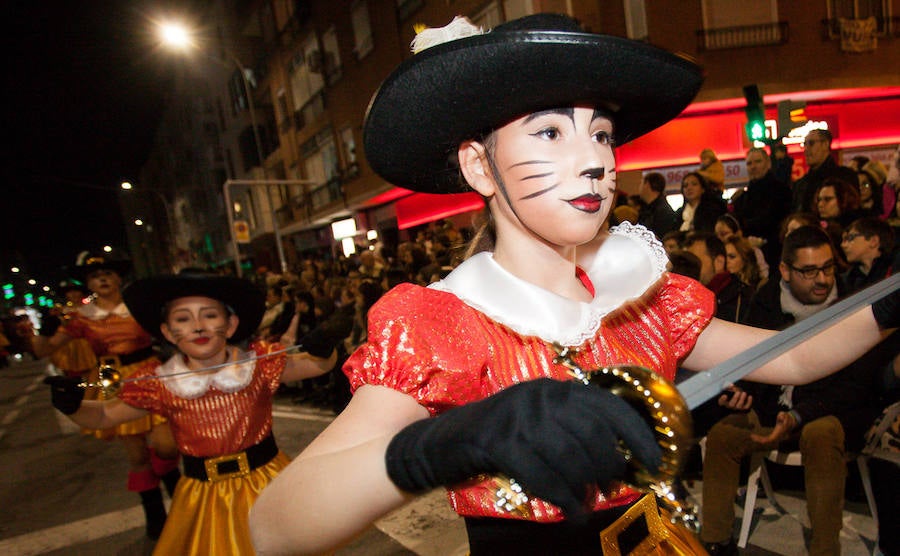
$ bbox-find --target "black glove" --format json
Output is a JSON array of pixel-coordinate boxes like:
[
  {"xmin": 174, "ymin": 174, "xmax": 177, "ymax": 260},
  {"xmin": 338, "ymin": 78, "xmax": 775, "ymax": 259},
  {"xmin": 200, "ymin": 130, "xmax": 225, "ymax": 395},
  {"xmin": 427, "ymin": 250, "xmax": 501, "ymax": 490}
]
[
  {"xmin": 872, "ymin": 287, "xmax": 898, "ymax": 329},
  {"xmin": 44, "ymin": 376, "xmax": 85, "ymax": 415},
  {"xmin": 385, "ymin": 378, "xmax": 661, "ymax": 519}
]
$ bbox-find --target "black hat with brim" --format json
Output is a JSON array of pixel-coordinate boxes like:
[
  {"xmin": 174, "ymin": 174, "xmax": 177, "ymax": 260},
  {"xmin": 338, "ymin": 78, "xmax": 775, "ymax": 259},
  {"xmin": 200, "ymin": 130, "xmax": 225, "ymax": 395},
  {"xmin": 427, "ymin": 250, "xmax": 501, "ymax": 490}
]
[
  {"xmin": 363, "ymin": 13, "xmax": 704, "ymax": 194},
  {"xmin": 72, "ymin": 253, "xmax": 132, "ymax": 283},
  {"xmin": 123, "ymin": 271, "xmax": 266, "ymax": 344}
]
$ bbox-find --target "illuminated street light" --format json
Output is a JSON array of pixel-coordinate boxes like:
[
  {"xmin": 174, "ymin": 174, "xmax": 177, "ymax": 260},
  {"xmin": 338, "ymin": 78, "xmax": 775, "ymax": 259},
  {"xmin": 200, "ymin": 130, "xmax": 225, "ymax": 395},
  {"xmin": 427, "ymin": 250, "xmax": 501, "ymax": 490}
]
[
  {"xmin": 156, "ymin": 19, "xmax": 289, "ymax": 276},
  {"xmin": 134, "ymin": 218, "xmax": 144, "ymax": 226}
]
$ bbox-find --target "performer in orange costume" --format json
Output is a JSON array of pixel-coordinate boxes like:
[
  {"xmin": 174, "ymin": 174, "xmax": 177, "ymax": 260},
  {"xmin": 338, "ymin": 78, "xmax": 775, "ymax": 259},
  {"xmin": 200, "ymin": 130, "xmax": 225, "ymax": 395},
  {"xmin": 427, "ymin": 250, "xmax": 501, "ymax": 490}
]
[{"xmin": 33, "ymin": 253, "xmax": 179, "ymax": 539}]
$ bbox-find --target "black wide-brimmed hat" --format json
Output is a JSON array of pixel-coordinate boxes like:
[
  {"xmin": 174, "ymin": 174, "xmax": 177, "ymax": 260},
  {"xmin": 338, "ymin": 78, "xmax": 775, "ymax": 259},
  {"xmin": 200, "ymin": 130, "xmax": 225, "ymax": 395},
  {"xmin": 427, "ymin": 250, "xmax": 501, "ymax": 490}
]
[
  {"xmin": 123, "ymin": 270, "xmax": 266, "ymax": 344},
  {"xmin": 72, "ymin": 251, "xmax": 132, "ymax": 282},
  {"xmin": 363, "ymin": 13, "xmax": 704, "ymax": 194}
]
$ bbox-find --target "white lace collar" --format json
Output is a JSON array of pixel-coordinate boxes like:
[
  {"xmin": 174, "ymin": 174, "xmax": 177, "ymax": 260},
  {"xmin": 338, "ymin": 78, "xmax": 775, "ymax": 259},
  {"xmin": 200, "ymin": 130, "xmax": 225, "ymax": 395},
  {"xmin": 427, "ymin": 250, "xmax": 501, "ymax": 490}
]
[
  {"xmin": 156, "ymin": 347, "xmax": 255, "ymax": 399},
  {"xmin": 79, "ymin": 300, "xmax": 131, "ymax": 320},
  {"xmin": 429, "ymin": 222, "xmax": 668, "ymax": 346}
]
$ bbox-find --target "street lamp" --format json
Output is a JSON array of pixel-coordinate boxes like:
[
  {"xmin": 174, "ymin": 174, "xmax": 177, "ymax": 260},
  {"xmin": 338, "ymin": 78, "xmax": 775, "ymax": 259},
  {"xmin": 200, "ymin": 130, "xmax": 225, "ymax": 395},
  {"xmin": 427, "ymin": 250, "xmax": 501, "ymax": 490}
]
[
  {"xmin": 157, "ymin": 20, "xmax": 292, "ymax": 275},
  {"xmin": 120, "ymin": 181, "xmax": 173, "ymax": 272}
]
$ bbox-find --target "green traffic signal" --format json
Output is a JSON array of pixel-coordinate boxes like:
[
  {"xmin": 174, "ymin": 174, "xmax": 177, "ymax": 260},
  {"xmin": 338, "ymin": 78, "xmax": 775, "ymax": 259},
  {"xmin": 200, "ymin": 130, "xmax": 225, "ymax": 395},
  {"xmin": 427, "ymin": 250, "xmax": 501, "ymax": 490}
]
[{"xmin": 748, "ymin": 121, "xmax": 766, "ymax": 141}]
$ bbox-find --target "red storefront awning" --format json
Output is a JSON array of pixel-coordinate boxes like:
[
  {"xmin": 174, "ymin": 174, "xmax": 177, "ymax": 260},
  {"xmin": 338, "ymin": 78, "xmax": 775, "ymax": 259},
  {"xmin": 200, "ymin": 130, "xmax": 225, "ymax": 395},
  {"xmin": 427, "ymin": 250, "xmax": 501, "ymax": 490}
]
[
  {"xmin": 617, "ymin": 86, "xmax": 900, "ymax": 170},
  {"xmin": 395, "ymin": 191, "xmax": 485, "ymax": 230}
]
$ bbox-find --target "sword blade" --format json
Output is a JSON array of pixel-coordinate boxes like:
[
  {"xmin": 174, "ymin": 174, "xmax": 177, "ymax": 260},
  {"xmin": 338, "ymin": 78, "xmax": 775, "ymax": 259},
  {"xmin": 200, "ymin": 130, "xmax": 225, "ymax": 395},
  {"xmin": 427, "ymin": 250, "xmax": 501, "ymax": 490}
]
[{"xmin": 679, "ymin": 273, "xmax": 899, "ymax": 410}]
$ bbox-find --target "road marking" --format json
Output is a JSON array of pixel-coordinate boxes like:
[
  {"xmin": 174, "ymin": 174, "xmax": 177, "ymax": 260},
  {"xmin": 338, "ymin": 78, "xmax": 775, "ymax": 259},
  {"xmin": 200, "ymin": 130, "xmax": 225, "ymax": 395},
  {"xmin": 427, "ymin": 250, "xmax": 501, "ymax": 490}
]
[{"xmin": 0, "ymin": 506, "xmax": 144, "ymax": 555}]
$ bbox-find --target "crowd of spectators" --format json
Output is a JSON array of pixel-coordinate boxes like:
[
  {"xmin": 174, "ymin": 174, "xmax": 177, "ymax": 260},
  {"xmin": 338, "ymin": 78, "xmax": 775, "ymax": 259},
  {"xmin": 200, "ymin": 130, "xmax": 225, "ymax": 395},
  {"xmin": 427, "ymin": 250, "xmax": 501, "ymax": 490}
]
[{"xmin": 240, "ymin": 219, "xmax": 469, "ymax": 413}]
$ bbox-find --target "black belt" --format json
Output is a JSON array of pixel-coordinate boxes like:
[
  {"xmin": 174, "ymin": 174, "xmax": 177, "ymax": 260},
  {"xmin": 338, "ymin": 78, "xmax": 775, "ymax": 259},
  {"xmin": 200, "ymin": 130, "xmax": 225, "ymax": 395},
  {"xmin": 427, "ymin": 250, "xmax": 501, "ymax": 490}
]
[
  {"xmin": 98, "ymin": 347, "xmax": 156, "ymax": 367},
  {"xmin": 182, "ymin": 435, "xmax": 278, "ymax": 482}
]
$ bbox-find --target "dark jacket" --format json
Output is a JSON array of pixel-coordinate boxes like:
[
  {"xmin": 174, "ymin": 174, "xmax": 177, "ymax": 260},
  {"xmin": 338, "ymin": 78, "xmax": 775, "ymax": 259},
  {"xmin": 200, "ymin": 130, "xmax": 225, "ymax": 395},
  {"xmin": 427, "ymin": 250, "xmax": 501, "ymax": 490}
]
[
  {"xmin": 731, "ymin": 170, "xmax": 791, "ymax": 268},
  {"xmin": 840, "ymin": 250, "xmax": 898, "ymax": 295},
  {"xmin": 791, "ymin": 156, "xmax": 858, "ymax": 214},
  {"xmin": 676, "ymin": 190, "xmax": 727, "ymax": 233},
  {"xmin": 707, "ymin": 272, "xmax": 754, "ymax": 324},
  {"xmin": 742, "ymin": 278, "xmax": 879, "ymax": 449},
  {"xmin": 637, "ymin": 194, "xmax": 679, "ymax": 239}
]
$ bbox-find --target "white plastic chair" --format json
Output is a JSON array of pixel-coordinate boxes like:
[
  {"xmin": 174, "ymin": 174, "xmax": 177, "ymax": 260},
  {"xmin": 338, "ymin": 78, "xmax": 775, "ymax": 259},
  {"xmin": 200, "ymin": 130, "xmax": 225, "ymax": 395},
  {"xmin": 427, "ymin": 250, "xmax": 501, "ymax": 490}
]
[
  {"xmin": 856, "ymin": 401, "xmax": 900, "ymax": 530},
  {"xmin": 737, "ymin": 449, "xmax": 802, "ymax": 548}
]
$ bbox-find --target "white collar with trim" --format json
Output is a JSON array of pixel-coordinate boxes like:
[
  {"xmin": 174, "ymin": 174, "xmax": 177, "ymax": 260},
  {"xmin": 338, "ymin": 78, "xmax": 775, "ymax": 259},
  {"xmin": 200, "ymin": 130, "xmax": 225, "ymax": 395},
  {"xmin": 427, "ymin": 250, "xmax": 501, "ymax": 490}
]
[
  {"xmin": 156, "ymin": 347, "xmax": 255, "ymax": 399},
  {"xmin": 79, "ymin": 301, "xmax": 131, "ymax": 320},
  {"xmin": 429, "ymin": 222, "xmax": 667, "ymax": 346}
]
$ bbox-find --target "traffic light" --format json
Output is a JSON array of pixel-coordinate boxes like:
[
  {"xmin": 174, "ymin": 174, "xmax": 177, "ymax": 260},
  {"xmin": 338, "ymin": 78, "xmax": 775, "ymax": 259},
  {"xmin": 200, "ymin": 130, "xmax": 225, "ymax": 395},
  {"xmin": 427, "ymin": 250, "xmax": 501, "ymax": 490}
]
[
  {"xmin": 743, "ymin": 85, "xmax": 767, "ymax": 143},
  {"xmin": 777, "ymin": 99, "xmax": 807, "ymax": 137},
  {"xmin": 2, "ymin": 283, "xmax": 13, "ymax": 300}
]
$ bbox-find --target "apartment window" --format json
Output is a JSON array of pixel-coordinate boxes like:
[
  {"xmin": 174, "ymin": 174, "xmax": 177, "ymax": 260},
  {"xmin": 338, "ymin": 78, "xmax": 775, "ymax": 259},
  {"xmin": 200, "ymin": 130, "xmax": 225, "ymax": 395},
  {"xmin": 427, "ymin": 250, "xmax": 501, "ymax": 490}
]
[
  {"xmin": 288, "ymin": 34, "xmax": 326, "ymax": 124},
  {"xmin": 826, "ymin": 0, "xmax": 891, "ymax": 37},
  {"xmin": 699, "ymin": 0, "xmax": 785, "ymax": 50},
  {"xmin": 302, "ymin": 130, "xmax": 341, "ymax": 209},
  {"xmin": 624, "ymin": 0, "xmax": 648, "ymax": 40},
  {"xmin": 352, "ymin": 1, "xmax": 374, "ymax": 59},
  {"xmin": 340, "ymin": 126, "xmax": 358, "ymax": 178},
  {"xmin": 321, "ymin": 26, "xmax": 343, "ymax": 84}
]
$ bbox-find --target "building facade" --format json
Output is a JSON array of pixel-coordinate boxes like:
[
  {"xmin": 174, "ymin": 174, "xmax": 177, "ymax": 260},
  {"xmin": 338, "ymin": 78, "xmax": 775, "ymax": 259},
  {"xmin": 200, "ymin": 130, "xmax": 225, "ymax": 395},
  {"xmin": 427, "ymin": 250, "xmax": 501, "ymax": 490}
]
[{"xmin": 136, "ymin": 0, "xmax": 900, "ymax": 275}]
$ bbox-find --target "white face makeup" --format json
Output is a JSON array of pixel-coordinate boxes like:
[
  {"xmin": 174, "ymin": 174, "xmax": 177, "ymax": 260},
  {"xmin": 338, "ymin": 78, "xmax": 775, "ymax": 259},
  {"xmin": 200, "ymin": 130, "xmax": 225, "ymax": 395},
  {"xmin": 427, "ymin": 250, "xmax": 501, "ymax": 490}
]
[
  {"xmin": 161, "ymin": 296, "xmax": 237, "ymax": 368},
  {"xmin": 86, "ymin": 269, "xmax": 121, "ymax": 296},
  {"xmin": 484, "ymin": 106, "xmax": 618, "ymax": 249}
]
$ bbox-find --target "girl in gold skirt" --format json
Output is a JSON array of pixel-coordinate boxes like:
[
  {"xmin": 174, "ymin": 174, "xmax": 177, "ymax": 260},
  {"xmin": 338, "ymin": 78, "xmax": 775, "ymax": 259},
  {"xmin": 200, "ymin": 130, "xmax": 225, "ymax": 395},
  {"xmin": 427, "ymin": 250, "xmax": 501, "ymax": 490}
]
[{"xmin": 45, "ymin": 270, "xmax": 335, "ymax": 554}]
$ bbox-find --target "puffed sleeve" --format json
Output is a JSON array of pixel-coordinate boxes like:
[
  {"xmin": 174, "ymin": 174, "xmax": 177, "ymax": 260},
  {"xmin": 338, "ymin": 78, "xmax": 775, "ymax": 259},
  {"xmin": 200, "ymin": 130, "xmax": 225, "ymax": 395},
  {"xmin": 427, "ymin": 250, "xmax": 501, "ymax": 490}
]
[
  {"xmin": 659, "ymin": 272, "xmax": 716, "ymax": 360},
  {"xmin": 249, "ymin": 340, "xmax": 287, "ymax": 394},
  {"xmin": 344, "ymin": 283, "xmax": 488, "ymax": 415},
  {"xmin": 119, "ymin": 360, "xmax": 166, "ymax": 415}
]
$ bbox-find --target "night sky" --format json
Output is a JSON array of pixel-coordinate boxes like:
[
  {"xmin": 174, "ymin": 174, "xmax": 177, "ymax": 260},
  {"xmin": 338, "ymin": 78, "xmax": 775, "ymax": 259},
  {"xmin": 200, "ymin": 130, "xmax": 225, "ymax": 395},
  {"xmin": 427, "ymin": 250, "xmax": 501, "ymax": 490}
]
[{"xmin": 3, "ymin": 2, "xmax": 178, "ymax": 285}]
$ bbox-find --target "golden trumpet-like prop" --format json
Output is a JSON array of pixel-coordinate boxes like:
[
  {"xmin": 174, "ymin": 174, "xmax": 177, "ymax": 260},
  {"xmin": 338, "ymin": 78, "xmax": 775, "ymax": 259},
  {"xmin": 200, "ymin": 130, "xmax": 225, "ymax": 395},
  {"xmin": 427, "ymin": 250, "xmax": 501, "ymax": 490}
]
[
  {"xmin": 79, "ymin": 366, "xmax": 122, "ymax": 399},
  {"xmin": 492, "ymin": 345, "xmax": 699, "ymax": 532}
]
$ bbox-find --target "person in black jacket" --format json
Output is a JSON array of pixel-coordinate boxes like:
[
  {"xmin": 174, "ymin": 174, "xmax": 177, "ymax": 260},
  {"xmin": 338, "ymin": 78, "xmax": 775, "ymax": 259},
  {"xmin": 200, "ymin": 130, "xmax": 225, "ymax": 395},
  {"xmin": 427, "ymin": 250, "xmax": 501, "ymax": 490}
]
[
  {"xmin": 792, "ymin": 129, "xmax": 858, "ymax": 213},
  {"xmin": 675, "ymin": 171, "xmax": 726, "ymax": 233},
  {"xmin": 731, "ymin": 147, "xmax": 792, "ymax": 270},
  {"xmin": 637, "ymin": 171, "xmax": 679, "ymax": 239},
  {"xmin": 700, "ymin": 225, "xmax": 882, "ymax": 556}
]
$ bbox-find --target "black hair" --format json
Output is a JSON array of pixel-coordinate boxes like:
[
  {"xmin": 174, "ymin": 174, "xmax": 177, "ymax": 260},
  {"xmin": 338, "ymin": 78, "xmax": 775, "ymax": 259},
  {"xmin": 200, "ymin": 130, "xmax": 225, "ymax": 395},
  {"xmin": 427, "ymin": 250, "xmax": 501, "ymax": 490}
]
[
  {"xmin": 848, "ymin": 216, "xmax": 894, "ymax": 255},
  {"xmin": 782, "ymin": 225, "xmax": 833, "ymax": 265},
  {"xmin": 644, "ymin": 172, "xmax": 666, "ymax": 194}
]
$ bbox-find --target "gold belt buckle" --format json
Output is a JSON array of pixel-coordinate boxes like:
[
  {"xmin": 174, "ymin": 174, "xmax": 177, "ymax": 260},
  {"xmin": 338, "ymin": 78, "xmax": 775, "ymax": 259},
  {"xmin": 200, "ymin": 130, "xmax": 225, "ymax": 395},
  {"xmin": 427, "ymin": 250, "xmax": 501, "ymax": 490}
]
[
  {"xmin": 599, "ymin": 494, "xmax": 669, "ymax": 556},
  {"xmin": 204, "ymin": 452, "xmax": 251, "ymax": 482}
]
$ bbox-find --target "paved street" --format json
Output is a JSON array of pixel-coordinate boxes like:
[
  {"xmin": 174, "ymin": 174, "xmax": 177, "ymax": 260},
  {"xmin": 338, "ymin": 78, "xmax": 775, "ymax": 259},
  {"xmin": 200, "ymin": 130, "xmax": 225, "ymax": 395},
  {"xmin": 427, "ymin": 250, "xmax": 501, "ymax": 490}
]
[{"xmin": 0, "ymin": 356, "xmax": 880, "ymax": 555}]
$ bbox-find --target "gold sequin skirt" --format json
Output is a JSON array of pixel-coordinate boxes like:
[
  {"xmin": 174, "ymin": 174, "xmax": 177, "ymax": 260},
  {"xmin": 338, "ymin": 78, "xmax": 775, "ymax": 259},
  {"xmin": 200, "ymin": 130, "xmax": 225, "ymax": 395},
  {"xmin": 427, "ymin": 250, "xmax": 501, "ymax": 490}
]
[{"xmin": 152, "ymin": 452, "xmax": 290, "ymax": 555}]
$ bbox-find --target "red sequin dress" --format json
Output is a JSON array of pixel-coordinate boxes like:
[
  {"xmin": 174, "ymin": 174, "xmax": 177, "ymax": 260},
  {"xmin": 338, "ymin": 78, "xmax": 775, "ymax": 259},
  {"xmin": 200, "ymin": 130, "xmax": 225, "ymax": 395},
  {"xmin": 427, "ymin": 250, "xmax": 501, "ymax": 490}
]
[
  {"xmin": 345, "ymin": 223, "xmax": 715, "ymax": 522},
  {"xmin": 120, "ymin": 341, "xmax": 288, "ymax": 555}
]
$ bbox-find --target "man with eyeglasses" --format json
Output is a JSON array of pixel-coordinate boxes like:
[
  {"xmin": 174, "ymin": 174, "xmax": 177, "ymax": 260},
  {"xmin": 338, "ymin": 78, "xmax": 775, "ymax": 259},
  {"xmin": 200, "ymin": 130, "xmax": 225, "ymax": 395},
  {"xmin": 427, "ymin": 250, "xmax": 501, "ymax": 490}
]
[
  {"xmin": 840, "ymin": 216, "xmax": 898, "ymax": 295},
  {"xmin": 791, "ymin": 129, "xmax": 858, "ymax": 214},
  {"xmin": 701, "ymin": 225, "xmax": 881, "ymax": 556}
]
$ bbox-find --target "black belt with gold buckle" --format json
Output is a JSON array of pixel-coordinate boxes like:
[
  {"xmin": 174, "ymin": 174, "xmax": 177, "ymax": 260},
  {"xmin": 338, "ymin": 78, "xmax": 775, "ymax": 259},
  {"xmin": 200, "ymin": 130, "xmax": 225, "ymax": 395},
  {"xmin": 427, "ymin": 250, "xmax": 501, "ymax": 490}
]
[{"xmin": 182, "ymin": 435, "xmax": 278, "ymax": 482}]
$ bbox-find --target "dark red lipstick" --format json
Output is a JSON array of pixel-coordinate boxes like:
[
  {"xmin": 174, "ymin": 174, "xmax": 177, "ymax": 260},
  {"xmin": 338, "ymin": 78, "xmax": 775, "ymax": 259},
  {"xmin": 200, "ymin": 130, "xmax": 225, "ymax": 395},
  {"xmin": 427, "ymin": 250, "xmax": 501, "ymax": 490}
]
[{"xmin": 567, "ymin": 194, "xmax": 604, "ymax": 213}]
